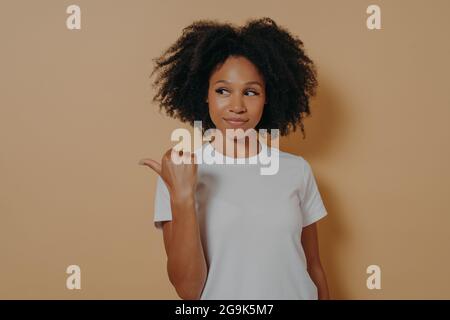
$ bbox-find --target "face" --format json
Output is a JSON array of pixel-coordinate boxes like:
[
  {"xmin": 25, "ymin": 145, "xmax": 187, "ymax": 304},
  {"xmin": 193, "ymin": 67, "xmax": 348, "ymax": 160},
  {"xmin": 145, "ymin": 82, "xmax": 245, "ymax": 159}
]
[{"xmin": 206, "ymin": 55, "xmax": 266, "ymax": 142}]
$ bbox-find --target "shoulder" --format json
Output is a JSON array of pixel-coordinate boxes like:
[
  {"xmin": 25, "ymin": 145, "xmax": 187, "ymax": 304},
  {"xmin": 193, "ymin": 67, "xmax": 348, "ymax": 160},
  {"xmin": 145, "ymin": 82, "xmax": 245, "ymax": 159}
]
[
  {"xmin": 273, "ymin": 147, "xmax": 309, "ymax": 169},
  {"xmin": 266, "ymin": 146, "xmax": 314, "ymax": 184}
]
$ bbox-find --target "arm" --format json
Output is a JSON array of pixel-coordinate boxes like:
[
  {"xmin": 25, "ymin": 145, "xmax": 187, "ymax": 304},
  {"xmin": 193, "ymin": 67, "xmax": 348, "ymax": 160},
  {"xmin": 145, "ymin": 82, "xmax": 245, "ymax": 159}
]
[
  {"xmin": 301, "ymin": 222, "xmax": 330, "ymax": 300},
  {"xmin": 162, "ymin": 194, "xmax": 207, "ymax": 300},
  {"xmin": 140, "ymin": 149, "xmax": 207, "ymax": 300}
]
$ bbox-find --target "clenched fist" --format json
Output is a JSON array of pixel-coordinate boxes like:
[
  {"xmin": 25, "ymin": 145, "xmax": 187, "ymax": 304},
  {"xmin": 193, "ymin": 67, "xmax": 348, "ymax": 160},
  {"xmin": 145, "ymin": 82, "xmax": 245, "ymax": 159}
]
[{"xmin": 139, "ymin": 149, "xmax": 198, "ymax": 202}]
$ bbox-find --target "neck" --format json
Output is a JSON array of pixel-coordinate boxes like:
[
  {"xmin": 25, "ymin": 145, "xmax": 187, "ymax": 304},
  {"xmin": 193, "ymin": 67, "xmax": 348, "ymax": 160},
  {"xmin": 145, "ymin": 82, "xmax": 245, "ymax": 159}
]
[{"xmin": 211, "ymin": 133, "xmax": 261, "ymax": 159}]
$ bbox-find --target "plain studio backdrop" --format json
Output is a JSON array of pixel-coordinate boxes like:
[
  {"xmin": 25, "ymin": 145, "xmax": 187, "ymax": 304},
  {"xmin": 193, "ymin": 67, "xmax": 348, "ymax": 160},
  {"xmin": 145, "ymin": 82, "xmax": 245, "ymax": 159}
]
[{"xmin": 0, "ymin": 0, "xmax": 449, "ymax": 299}]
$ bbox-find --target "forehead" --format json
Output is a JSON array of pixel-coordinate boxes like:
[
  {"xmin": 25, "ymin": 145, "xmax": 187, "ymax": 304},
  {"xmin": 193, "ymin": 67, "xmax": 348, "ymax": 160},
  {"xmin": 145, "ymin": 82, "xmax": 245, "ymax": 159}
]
[{"xmin": 209, "ymin": 56, "xmax": 265, "ymax": 84}]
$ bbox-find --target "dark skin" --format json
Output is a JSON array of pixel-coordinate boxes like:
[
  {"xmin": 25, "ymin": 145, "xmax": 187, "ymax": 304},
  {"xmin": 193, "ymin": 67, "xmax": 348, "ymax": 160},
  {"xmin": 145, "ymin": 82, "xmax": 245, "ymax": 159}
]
[
  {"xmin": 140, "ymin": 55, "xmax": 330, "ymax": 300},
  {"xmin": 207, "ymin": 55, "xmax": 330, "ymax": 299},
  {"xmin": 206, "ymin": 55, "xmax": 265, "ymax": 158},
  {"xmin": 301, "ymin": 223, "xmax": 330, "ymax": 299}
]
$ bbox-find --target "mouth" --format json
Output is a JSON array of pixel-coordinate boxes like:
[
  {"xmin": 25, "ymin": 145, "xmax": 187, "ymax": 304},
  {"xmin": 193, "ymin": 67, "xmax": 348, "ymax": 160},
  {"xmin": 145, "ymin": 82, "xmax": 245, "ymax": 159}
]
[{"xmin": 223, "ymin": 117, "xmax": 249, "ymax": 127}]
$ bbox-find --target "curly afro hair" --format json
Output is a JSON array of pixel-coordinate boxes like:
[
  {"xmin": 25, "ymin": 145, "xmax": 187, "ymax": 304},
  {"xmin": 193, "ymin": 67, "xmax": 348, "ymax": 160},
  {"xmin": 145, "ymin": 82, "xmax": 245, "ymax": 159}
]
[{"xmin": 150, "ymin": 17, "xmax": 318, "ymax": 139}]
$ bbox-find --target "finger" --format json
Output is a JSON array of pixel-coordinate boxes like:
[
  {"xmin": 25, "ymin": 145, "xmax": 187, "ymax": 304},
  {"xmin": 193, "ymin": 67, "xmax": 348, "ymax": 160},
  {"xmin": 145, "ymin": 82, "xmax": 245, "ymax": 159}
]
[
  {"xmin": 182, "ymin": 151, "xmax": 195, "ymax": 164},
  {"xmin": 138, "ymin": 158, "xmax": 161, "ymax": 175},
  {"xmin": 170, "ymin": 148, "xmax": 187, "ymax": 165}
]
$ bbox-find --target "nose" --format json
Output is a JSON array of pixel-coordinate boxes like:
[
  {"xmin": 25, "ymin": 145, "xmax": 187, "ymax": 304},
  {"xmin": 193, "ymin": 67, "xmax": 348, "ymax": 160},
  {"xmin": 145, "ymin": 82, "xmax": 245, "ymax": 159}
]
[{"xmin": 229, "ymin": 94, "xmax": 246, "ymax": 113}]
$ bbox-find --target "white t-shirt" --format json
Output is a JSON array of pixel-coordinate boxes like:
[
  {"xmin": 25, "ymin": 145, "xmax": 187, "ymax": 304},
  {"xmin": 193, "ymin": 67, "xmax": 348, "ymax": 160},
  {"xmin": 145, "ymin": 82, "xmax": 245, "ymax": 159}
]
[{"xmin": 153, "ymin": 141, "xmax": 328, "ymax": 300}]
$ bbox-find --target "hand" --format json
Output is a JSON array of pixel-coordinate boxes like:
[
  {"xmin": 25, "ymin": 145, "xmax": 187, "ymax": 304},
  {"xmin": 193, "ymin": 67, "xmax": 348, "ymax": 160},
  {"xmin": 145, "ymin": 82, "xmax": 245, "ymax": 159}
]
[{"xmin": 139, "ymin": 148, "xmax": 198, "ymax": 201}]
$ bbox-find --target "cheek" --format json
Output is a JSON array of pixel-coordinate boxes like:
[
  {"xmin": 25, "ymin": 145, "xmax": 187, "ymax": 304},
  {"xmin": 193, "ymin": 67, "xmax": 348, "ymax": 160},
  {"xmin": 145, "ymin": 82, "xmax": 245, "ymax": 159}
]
[
  {"xmin": 208, "ymin": 98, "xmax": 228, "ymax": 117},
  {"xmin": 207, "ymin": 100, "xmax": 226, "ymax": 127},
  {"xmin": 247, "ymin": 99, "xmax": 265, "ymax": 120},
  {"xmin": 211, "ymin": 97, "xmax": 229, "ymax": 109}
]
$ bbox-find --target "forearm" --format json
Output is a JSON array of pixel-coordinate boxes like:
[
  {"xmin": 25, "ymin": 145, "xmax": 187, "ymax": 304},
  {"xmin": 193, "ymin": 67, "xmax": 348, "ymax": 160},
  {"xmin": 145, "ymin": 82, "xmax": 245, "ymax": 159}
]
[
  {"xmin": 166, "ymin": 195, "xmax": 207, "ymax": 300},
  {"xmin": 308, "ymin": 264, "xmax": 330, "ymax": 300}
]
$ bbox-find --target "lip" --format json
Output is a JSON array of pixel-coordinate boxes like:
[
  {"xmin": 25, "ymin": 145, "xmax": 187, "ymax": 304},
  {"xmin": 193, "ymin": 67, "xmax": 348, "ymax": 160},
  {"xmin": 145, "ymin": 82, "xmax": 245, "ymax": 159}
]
[{"xmin": 223, "ymin": 117, "xmax": 249, "ymax": 126}]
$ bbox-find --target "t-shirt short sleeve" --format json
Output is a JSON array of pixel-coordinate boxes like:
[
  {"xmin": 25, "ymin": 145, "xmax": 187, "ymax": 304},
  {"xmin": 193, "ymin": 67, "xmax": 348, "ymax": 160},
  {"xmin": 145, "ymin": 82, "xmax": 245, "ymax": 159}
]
[
  {"xmin": 299, "ymin": 159, "xmax": 328, "ymax": 227},
  {"xmin": 153, "ymin": 176, "xmax": 172, "ymax": 230}
]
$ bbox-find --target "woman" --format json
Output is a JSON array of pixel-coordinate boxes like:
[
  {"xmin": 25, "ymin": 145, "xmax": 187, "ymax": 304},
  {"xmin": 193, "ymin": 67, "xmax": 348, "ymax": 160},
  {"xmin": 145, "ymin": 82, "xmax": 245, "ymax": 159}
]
[{"xmin": 139, "ymin": 17, "xmax": 330, "ymax": 300}]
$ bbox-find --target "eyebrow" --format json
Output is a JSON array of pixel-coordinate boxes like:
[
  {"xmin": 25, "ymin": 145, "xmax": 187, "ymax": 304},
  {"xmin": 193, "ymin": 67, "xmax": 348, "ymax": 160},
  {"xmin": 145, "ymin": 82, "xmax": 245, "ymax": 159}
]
[{"xmin": 214, "ymin": 80, "xmax": 263, "ymax": 87}]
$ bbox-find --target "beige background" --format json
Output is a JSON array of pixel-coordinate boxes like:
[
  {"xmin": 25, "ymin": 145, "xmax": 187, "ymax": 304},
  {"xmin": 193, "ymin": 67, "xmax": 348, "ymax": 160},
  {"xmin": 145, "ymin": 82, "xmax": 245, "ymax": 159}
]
[{"xmin": 1, "ymin": 0, "xmax": 449, "ymax": 299}]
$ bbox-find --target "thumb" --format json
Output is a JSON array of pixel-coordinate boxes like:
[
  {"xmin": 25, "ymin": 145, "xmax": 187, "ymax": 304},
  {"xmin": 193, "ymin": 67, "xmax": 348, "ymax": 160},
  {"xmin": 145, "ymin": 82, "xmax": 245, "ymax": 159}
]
[{"xmin": 138, "ymin": 158, "xmax": 161, "ymax": 175}]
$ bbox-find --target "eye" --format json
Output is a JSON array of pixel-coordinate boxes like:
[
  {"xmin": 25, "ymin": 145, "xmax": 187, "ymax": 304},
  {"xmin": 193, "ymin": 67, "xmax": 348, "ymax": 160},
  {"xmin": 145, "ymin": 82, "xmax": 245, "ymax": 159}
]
[
  {"xmin": 215, "ymin": 88, "xmax": 229, "ymax": 95},
  {"xmin": 245, "ymin": 90, "xmax": 259, "ymax": 96}
]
